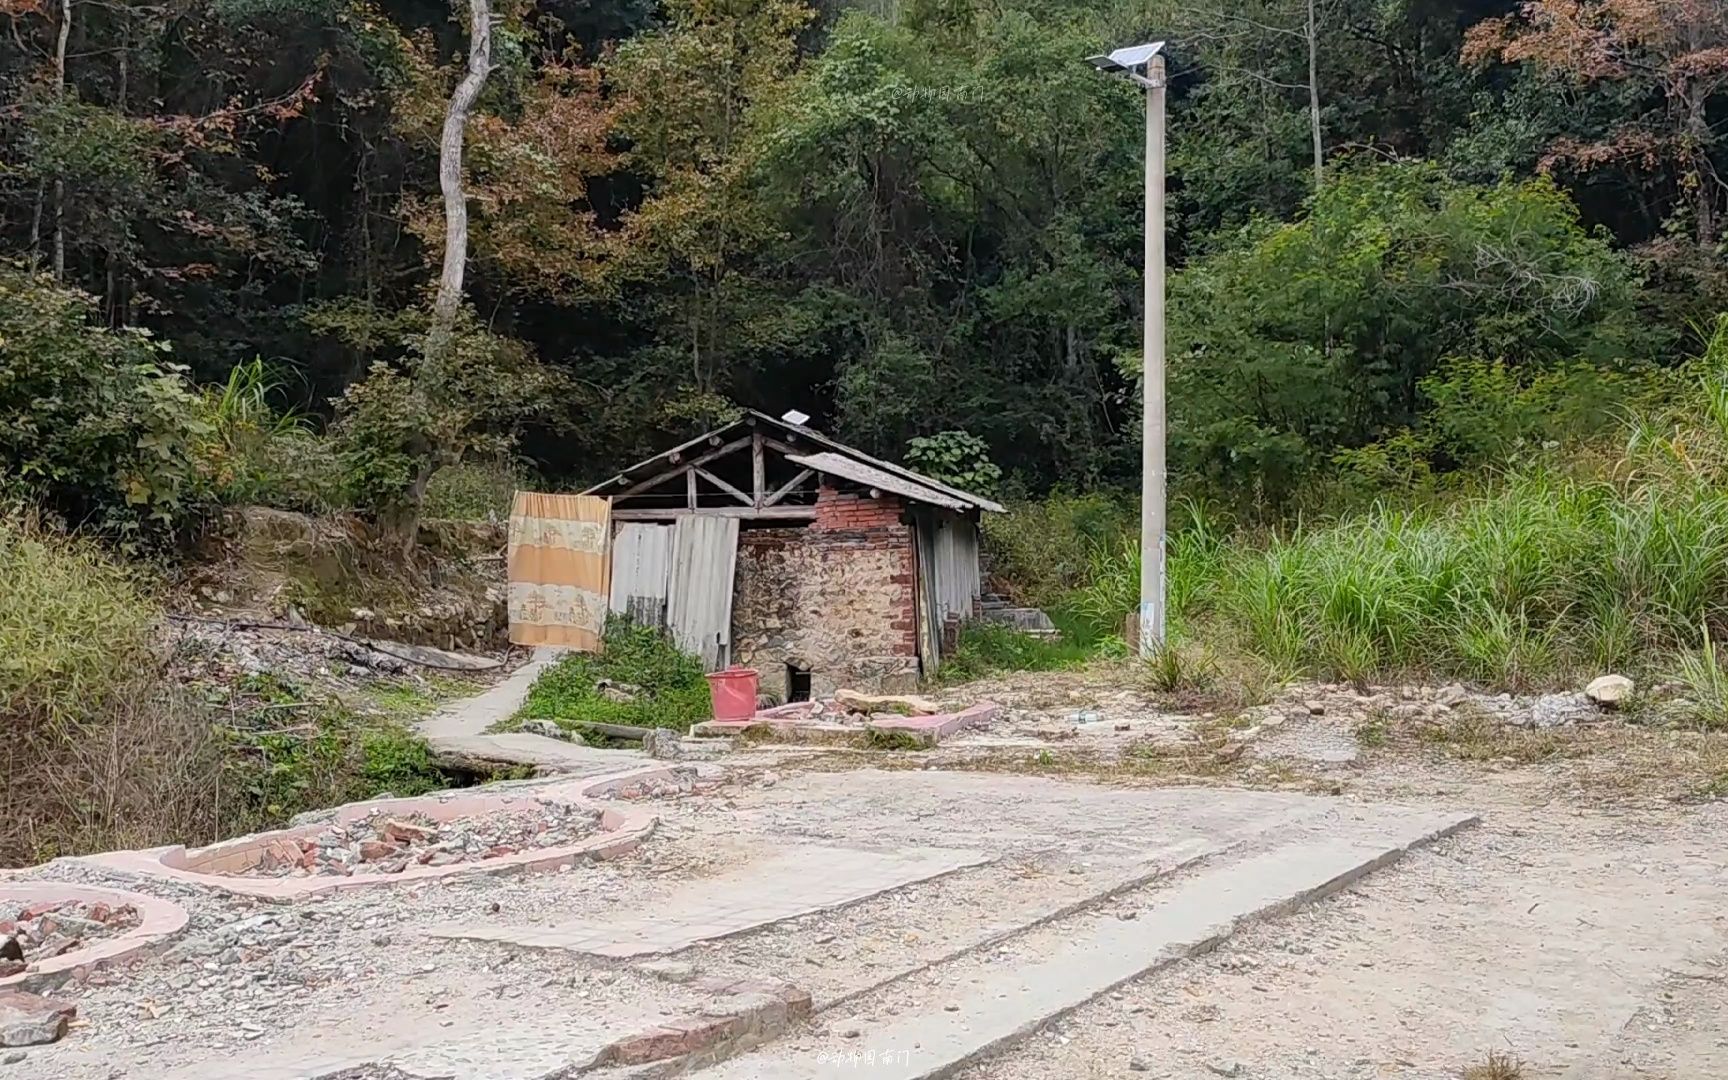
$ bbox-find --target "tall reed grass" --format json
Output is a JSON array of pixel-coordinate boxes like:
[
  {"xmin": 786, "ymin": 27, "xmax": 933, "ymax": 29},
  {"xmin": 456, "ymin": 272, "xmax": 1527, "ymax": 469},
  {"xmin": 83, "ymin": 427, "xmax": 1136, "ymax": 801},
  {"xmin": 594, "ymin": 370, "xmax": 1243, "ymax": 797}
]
[{"xmin": 1065, "ymin": 317, "xmax": 1728, "ymax": 691}]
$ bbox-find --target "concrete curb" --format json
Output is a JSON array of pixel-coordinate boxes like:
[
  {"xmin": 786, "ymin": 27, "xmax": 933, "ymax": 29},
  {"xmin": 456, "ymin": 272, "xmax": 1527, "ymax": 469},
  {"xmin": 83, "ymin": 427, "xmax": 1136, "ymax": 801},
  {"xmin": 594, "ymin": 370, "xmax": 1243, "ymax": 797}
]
[
  {"xmin": 597, "ymin": 978, "xmax": 814, "ymax": 1070},
  {"xmin": 0, "ymin": 883, "xmax": 188, "ymax": 992},
  {"xmin": 75, "ymin": 769, "xmax": 675, "ymax": 899},
  {"xmin": 814, "ymin": 836, "xmax": 1226, "ymax": 1016}
]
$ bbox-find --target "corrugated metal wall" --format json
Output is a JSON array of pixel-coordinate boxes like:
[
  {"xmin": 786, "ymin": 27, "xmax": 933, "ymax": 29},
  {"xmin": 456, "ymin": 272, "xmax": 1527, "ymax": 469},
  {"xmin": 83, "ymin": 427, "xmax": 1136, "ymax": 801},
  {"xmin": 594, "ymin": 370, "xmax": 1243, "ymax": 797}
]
[
  {"xmin": 933, "ymin": 516, "xmax": 983, "ymax": 625},
  {"xmin": 666, "ymin": 515, "xmax": 742, "ymax": 671},
  {"xmin": 609, "ymin": 523, "xmax": 672, "ymax": 627}
]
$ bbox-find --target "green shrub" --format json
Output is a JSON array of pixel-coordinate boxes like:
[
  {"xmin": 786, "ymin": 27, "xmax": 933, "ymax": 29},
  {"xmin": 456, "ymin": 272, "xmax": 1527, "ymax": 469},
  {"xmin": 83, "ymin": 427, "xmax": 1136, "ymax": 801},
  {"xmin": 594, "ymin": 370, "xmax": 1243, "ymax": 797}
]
[
  {"xmin": 517, "ymin": 618, "xmax": 713, "ymax": 732},
  {"xmin": 423, "ymin": 460, "xmax": 524, "ymax": 521},
  {"xmin": 904, "ymin": 430, "xmax": 1003, "ymax": 497},
  {"xmin": 1162, "ymin": 164, "xmax": 1657, "ymax": 515},
  {"xmin": 982, "ymin": 492, "xmax": 1135, "ymax": 607},
  {"xmin": 0, "ymin": 265, "xmax": 207, "ymax": 537},
  {"xmin": 194, "ymin": 359, "xmax": 348, "ymax": 513},
  {"xmin": 0, "ymin": 519, "xmax": 158, "ymax": 726},
  {"xmin": 325, "ymin": 307, "xmax": 561, "ymax": 550}
]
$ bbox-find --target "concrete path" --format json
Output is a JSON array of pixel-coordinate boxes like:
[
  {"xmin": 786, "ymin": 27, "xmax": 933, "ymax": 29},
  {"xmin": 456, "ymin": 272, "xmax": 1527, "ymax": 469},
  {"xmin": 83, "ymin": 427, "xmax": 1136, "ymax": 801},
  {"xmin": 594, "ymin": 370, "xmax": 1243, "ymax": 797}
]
[
  {"xmin": 694, "ymin": 808, "xmax": 1478, "ymax": 1080},
  {"xmin": 430, "ymin": 845, "xmax": 993, "ymax": 958},
  {"xmin": 416, "ymin": 648, "xmax": 648, "ymax": 772}
]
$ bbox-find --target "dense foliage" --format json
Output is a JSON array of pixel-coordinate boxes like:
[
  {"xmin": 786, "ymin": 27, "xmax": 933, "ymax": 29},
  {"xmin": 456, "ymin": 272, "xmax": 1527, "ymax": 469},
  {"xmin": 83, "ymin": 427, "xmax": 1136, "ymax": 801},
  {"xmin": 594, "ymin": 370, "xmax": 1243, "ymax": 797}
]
[
  {"xmin": 0, "ymin": 0, "xmax": 1722, "ymax": 527},
  {"xmin": 1006, "ymin": 319, "xmax": 1728, "ymax": 709}
]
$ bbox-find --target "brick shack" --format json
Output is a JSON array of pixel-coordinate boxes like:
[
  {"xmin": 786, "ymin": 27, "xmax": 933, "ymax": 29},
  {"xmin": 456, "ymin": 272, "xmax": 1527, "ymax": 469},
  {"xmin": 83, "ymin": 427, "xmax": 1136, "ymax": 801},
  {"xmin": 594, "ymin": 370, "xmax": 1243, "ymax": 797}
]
[{"xmin": 583, "ymin": 411, "xmax": 1003, "ymax": 699}]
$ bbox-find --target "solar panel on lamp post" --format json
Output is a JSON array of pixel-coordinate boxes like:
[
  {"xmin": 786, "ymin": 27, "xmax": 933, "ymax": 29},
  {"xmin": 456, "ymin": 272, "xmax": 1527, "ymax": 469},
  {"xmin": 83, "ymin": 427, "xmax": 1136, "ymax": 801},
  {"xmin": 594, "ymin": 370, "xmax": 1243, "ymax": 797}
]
[{"xmin": 1085, "ymin": 42, "xmax": 1167, "ymax": 656}]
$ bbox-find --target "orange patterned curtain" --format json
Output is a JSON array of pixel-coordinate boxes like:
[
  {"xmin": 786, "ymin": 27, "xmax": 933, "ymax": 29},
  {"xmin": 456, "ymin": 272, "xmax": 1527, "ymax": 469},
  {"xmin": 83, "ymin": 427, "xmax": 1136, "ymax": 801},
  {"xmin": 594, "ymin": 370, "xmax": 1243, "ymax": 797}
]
[{"xmin": 507, "ymin": 492, "xmax": 613, "ymax": 650}]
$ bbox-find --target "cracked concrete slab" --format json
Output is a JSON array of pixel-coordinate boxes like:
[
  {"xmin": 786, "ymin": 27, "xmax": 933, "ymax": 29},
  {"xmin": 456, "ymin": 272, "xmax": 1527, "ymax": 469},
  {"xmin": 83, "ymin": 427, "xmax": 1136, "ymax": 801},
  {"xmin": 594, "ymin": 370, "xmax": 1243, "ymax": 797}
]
[
  {"xmin": 693, "ymin": 808, "xmax": 1478, "ymax": 1080},
  {"xmin": 21, "ymin": 767, "xmax": 1480, "ymax": 1080},
  {"xmin": 429, "ymin": 845, "xmax": 993, "ymax": 958}
]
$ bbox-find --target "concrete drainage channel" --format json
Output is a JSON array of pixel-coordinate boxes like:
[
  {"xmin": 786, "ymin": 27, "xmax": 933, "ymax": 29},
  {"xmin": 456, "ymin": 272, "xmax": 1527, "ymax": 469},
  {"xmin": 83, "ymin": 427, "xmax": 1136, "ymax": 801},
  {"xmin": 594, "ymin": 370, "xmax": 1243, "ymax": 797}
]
[{"xmin": 569, "ymin": 810, "xmax": 1481, "ymax": 1080}]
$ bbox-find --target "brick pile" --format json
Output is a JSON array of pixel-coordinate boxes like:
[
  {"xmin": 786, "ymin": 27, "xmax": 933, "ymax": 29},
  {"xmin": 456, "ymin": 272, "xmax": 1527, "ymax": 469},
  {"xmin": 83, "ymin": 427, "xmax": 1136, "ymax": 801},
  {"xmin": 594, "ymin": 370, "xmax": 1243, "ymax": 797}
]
[
  {"xmin": 239, "ymin": 803, "xmax": 603, "ymax": 879},
  {"xmin": 0, "ymin": 898, "xmax": 142, "ymax": 978}
]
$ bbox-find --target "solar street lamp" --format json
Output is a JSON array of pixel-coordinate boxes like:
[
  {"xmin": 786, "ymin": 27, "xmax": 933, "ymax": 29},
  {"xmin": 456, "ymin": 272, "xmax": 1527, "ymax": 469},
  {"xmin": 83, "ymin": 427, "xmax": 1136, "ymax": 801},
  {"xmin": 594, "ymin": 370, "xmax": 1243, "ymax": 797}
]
[{"xmin": 1087, "ymin": 41, "xmax": 1167, "ymax": 654}]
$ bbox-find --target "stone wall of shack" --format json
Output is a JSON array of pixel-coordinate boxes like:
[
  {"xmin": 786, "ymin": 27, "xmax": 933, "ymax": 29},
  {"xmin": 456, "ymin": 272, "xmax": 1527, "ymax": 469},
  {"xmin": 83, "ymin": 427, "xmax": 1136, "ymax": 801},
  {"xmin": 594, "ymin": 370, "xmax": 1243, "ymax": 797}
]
[{"xmin": 731, "ymin": 484, "xmax": 919, "ymax": 699}]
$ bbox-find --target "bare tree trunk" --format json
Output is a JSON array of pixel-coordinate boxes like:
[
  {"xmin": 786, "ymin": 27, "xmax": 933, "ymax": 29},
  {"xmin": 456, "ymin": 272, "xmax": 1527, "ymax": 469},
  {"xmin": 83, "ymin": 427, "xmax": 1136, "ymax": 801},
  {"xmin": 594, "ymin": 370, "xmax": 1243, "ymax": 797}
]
[
  {"xmin": 391, "ymin": 0, "xmax": 492, "ymax": 560},
  {"xmin": 29, "ymin": 181, "xmax": 43, "ymax": 259},
  {"xmin": 1306, "ymin": 0, "xmax": 1323, "ymax": 188},
  {"xmin": 433, "ymin": 0, "xmax": 492, "ymax": 330},
  {"xmin": 53, "ymin": 0, "xmax": 72, "ymax": 280},
  {"xmin": 1686, "ymin": 82, "xmax": 1715, "ymax": 249},
  {"xmin": 107, "ymin": 8, "xmax": 129, "ymax": 324}
]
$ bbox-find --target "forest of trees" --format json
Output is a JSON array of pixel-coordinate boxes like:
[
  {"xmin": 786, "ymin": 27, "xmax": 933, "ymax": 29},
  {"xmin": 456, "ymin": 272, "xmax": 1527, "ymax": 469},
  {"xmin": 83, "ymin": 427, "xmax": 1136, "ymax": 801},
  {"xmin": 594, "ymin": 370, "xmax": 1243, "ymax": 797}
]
[{"xmin": 2, "ymin": 0, "xmax": 1726, "ymax": 536}]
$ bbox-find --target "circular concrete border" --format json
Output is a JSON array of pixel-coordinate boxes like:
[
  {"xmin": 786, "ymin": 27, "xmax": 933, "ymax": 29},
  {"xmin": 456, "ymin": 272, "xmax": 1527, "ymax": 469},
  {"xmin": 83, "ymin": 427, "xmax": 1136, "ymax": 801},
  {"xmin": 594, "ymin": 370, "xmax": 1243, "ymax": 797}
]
[
  {"xmin": 0, "ymin": 883, "xmax": 188, "ymax": 990},
  {"xmin": 77, "ymin": 767, "xmax": 676, "ymax": 899}
]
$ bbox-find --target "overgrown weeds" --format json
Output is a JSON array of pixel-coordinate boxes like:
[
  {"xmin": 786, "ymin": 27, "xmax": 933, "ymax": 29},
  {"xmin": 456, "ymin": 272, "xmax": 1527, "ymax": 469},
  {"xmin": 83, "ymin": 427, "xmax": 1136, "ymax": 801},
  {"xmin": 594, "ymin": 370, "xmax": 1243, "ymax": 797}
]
[
  {"xmin": 974, "ymin": 329, "xmax": 1728, "ymax": 697},
  {"xmin": 1671, "ymin": 624, "xmax": 1728, "ymax": 730},
  {"xmin": 0, "ymin": 516, "xmax": 490, "ymax": 861},
  {"xmin": 423, "ymin": 460, "xmax": 524, "ymax": 522},
  {"xmin": 195, "ymin": 358, "xmax": 346, "ymax": 514},
  {"xmin": 1139, "ymin": 641, "xmax": 1219, "ymax": 694},
  {"xmin": 1417, "ymin": 711, "xmax": 1576, "ymax": 765},
  {"xmin": 858, "ymin": 728, "xmax": 929, "ymax": 751},
  {"xmin": 217, "ymin": 672, "xmax": 454, "ymax": 832},
  {"xmin": 980, "ymin": 492, "xmax": 1133, "ymax": 607},
  {"xmin": 1353, "ymin": 713, "xmax": 1389, "ymax": 749},
  {"xmin": 937, "ymin": 622, "xmax": 1091, "ymax": 683},
  {"xmin": 0, "ymin": 519, "xmax": 223, "ymax": 862},
  {"xmin": 516, "ymin": 618, "xmax": 712, "ymax": 732},
  {"xmin": 974, "ymin": 367, "xmax": 1724, "ymax": 706}
]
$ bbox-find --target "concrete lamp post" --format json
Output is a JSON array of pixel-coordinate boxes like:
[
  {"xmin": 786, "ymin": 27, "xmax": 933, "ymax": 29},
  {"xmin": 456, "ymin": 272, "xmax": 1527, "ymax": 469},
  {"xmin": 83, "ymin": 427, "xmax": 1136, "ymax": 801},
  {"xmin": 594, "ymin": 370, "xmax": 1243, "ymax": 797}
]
[{"xmin": 1085, "ymin": 41, "xmax": 1168, "ymax": 656}]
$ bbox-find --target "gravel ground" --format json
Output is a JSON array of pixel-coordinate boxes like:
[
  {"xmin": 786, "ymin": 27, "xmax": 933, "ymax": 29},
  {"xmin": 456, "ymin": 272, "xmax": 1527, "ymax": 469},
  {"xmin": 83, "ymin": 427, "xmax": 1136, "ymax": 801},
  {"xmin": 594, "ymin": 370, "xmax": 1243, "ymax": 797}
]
[
  {"xmin": 965, "ymin": 805, "xmax": 1728, "ymax": 1080},
  {"xmin": 6, "ymin": 669, "xmax": 1725, "ymax": 1080}
]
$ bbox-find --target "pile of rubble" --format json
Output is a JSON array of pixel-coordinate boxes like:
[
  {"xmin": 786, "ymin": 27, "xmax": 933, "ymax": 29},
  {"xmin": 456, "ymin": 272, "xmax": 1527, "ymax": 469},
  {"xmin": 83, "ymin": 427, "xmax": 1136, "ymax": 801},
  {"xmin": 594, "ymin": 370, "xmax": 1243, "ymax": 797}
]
[
  {"xmin": 241, "ymin": 803, "xmax": 603, "ymax": 878},
  {"xmin": 805, "ymin": 689, "xmax": 946, "ymax": 727},
  {"xmin": 0, "ymin": 899, "xmax": 142, "ymax": 977},
  {"xmin": 603, "ymin": 766, "xmax": 719, "ymax": 801}
]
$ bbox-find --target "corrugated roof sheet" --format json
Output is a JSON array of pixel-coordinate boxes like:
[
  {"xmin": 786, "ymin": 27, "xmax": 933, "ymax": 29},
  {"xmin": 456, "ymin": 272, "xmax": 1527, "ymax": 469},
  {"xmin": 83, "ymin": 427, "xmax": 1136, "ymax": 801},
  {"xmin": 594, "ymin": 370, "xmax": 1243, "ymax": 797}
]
[
  {"xmin": 786, "ymin": 453, "xmax": 972, "ymax": 512},
  {"xmin": 760, "ymin": 411, "xmax": 1005, "ymax": 513}
]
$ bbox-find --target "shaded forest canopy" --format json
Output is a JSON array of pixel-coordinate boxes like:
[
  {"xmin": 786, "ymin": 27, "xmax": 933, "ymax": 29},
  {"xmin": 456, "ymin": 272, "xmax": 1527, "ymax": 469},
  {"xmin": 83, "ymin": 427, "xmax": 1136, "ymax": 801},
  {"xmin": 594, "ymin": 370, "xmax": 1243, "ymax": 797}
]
[{"xmin": 1, "ymin": 0, "xmax": 1726, "ymax": 526}]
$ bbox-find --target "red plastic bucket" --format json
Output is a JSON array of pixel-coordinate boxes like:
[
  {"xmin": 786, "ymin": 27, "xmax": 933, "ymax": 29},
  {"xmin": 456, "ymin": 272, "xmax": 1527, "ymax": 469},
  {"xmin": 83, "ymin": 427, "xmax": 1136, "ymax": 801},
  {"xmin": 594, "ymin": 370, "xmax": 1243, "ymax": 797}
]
[{"xmin": 705, "ymin": 667, "xmax": 760, "ymax": 722}]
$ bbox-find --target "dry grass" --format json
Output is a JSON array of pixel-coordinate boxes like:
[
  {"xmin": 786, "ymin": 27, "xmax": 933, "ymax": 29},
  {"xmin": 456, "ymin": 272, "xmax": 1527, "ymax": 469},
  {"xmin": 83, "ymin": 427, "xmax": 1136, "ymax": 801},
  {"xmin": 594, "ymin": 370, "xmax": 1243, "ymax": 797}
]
[
  {"xmin": 1462, "ymin": 1050, "xmax": 1524, "ymax": 1080},
  {"xmin": 0, "ymin": 519, "xmax": 226, "ymax": 862},
  {"xmin": 1417, "ymin": 711, "xmax": 1581, "ymax": 765},
  {"xmin": 0, "ymin": 677, "xmax": 225, "ymax": 862}
]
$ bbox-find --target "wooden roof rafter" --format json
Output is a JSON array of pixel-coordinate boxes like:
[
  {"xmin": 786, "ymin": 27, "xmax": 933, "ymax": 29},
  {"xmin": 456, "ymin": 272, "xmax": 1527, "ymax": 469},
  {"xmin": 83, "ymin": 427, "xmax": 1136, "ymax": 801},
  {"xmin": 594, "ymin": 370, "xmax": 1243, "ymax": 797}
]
[{"xmin": 584, "ymin": 410, "xmax": 1005, "ymax": 515}]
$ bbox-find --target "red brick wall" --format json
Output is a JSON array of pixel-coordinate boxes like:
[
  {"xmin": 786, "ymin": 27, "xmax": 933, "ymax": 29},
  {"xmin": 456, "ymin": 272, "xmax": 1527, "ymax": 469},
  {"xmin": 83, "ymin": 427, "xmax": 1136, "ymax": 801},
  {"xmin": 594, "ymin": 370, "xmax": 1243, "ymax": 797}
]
[{"xmin": 814, "ymin": 485, "xmax": 910, "ymax": 533}]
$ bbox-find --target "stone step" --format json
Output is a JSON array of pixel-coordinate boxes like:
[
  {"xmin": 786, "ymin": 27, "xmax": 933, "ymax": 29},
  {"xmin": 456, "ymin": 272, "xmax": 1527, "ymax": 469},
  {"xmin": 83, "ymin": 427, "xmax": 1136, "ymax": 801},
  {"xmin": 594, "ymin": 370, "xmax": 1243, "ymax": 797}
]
[{"xmin": 691, "ymin": 809, "xmax": 1478, "ymax": 1080}]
